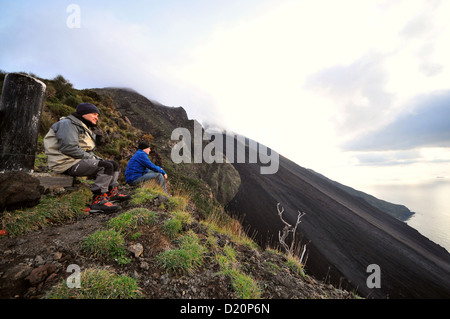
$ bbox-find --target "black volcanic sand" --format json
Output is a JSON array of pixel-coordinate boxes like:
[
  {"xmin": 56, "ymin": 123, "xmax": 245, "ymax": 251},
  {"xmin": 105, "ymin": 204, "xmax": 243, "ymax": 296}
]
[
  {"xmin": 226, "ymin": 142, "xmax": 450, "ymax": 298},
  {"xmin": 87, "ymin": 89, "xmax": 450, "ymax": 298}
]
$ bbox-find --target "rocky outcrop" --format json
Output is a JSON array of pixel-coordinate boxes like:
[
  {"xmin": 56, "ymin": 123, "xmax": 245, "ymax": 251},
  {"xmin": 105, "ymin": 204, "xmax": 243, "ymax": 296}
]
[{"xmin": 93, "ymin": 88, "xmax": 241, "ymax": 206}]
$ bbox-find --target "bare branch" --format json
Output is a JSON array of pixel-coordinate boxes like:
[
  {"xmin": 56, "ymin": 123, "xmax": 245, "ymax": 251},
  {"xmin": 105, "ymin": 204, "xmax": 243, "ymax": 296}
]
[
  {"xmin": 276, "ymin": 203, "xmax": 306, "ymax": 257},
  {"xmin": 277, "ymin": 203, "xmax": 291, "ymax": 227}
]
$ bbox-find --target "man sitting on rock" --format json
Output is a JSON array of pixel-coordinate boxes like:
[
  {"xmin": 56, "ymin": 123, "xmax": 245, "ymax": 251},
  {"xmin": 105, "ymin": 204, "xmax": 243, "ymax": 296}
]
[
  {"xmin": 125, "ymin": 142, "xmax": 168, "ymax": 194},
  {"xmin": 44, "ymin": 103, "xmax": 130, "ymax": 213}
]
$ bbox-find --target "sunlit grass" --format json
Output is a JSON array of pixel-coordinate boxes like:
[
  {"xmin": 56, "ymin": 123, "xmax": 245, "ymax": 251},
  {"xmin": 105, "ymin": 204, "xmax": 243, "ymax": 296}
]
[
  {"xmin": 130, "ymin": 180, "xmax": 189, "ymax": 211},
  {"xmin": 0, "ymin": 187, "xmax": 92, "ymax": 237},
  {"xmin": 216, "ymin": 245, "xmax": 261, "ymax": 299},
  {"xmin": 106, "ymin": 207, "xmax": 156, "ymax": 237},
  {"xmin": 81, "ymin": 229, "xmax": 131, "ymax": 266},
  {"xmin": 156, "ymin": 230, "xmax": 205, "ymax": 274},
  {"xmin": 46, "ymin": 268, "xmax": 143, "ymax": 299},
  {"xmin": 203, "ymin": 208, "xmax": 259, "ymax": 250}
]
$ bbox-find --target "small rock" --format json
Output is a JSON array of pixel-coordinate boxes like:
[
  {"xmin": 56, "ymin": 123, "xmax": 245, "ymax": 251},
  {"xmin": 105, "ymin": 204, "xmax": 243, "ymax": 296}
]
[
  {"xmin": 140, "ymin": 261, "xmax": 150, "ymax": 270},
  {"xmin": 52, "ymin": 187, "xmax": 66, "ymax": 195},
  {"xmin": 128, "ymin": 243, "xmax": 144, "ymax": 258},
  {"xmin": 160, "ymin": 274, "xmax": 170, "ymax": 285},
  {"xmin": 34, "ymin": 255, "xmax": 45, "ymax": 266},
  {"xmin": 52, "ymin": 252, "xmax": 63, "ymax": 260},
  {"xmin": 131, "ymin": 270, "xmax": 140, "ymax": 279},
  {"xmin": 26, "ymin": 264, "xmax": 56, "ymax": 285}
]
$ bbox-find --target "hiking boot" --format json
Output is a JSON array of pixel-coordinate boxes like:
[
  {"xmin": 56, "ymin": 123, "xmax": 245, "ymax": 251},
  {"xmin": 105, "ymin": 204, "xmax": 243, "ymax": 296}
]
[
  {"xmin": 108, "ymin": 186, "xmax": 131, "ymax": 202},
  {"xmin": 90, "ymin": 193, "xmax": 121, "ymax": 213}
]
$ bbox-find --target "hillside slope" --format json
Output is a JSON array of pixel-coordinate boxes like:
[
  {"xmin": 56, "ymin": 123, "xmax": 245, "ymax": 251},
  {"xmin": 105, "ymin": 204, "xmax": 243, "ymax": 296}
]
[
  {"xmin": 0, "ymin": 73, "xmax": 357, "ymax": 300},
  {"xmin": 0, "ymin": 182, "xmax": 357, "ymax": 300},
  {"xmin": 90, "ymin": 86, "xmax": 450, "ymax": 298},
  {"xmin": 225, "ymin": 139, "xmax": 450, "ymax": 298}
]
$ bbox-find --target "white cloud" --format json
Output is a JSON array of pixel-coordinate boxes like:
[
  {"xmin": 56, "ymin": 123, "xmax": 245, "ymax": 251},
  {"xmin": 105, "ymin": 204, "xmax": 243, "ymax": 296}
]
[{"xmin": 2, "ymin": 0, "xmax": 450, "ymax": 188}]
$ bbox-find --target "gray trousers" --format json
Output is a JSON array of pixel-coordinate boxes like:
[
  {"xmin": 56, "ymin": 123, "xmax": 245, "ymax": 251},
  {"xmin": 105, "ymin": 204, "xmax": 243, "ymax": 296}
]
[{"xmin": 66, "ymin": 159, "xmax": 119, "ymax": 194}]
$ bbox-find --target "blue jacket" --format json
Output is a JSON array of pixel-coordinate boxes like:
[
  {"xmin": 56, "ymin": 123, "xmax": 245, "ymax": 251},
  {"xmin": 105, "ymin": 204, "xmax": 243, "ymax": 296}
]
[{"xmin": 125, "ymin": 149, "xmax": 166, "ymax": 184}]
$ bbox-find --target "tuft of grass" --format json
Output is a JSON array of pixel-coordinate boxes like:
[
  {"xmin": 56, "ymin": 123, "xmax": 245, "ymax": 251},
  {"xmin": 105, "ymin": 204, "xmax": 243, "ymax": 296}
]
[
  {"xmin": 161, "ymin": 210, "xmax": 193, "ymax": 239},
  {"xmin": 225, "ymin": 268, "xmax": 262, "ymax": 299},
  {"xmin": 162, "ymin": 217, "xmax": 183, "ymax": 240},
  {"xmin": 156, "ymin": 230, "xmax": 205, "ymax": 274},
  {"xmin": 129, "ymin": 181, "xmax": 164, "ymax": 206},
  {"xmin": 106, "ymin": 208, "xmax": 156, "ymax": 237},
  {"xmin": 216, "ymin": 245, "xmax": 261, "ymax": 299},
  {"xmin": 286, "ymin": 254, "xmax": 306, "ymax": 278},
  {"xmin": 0, "ymin": 187, "xmax": 92, "ymax": 237},
  {"xmin": 167, "ymin": 195, "xmax": 188, "ymax": 211},
  {"xmin": 81, "ymin": 229, "xmax": 130, "ymax": 266},
  {"xmin": 81, "ymin": 208, "xmax": 159, "ymax": 266},
  {"xmin": 130, "ymin": 180, "xmax": 189, "ymax": 211},
  {"xmin": 46, "ymin": 268, "xmax": 143, "ymax": 299},
  {"xmin": 265, "ymin": 261, "xmax": 282, "ymax": 275},
  {"xmin": 203, "ymin": 209, "xmax": 259, "ymax": 250}
]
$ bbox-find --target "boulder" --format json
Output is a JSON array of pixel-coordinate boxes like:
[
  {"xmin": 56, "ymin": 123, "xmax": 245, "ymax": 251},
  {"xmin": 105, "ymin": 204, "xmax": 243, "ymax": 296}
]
[
  {"xmin": 0, "ymin": 171, "xmax": 42, "ymax": 211},
  {"xmin": 26, "ymin": 264, "xmax": 57, "ymax": 286}
]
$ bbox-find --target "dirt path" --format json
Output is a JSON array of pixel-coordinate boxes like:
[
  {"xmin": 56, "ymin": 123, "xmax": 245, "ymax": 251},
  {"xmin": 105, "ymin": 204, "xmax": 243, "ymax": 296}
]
[
  {"xmin": 0, "ymin": 212, "xmax": 117, "ymax": 298},
  {"xmin": 1, "ymin": 202, "xmax": 357, "ymax": 300}
]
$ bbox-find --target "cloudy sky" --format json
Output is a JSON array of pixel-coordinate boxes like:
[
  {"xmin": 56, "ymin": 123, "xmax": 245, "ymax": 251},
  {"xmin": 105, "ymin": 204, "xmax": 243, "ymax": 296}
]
[{"xmin": 1, "ymin": 0, "xmax": 450, "ymax": 189}]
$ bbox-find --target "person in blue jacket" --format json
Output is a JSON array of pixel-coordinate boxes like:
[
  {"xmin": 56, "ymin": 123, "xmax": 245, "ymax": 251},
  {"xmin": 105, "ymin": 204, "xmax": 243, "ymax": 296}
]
[{"xmin": 125, "ymin": 142, "xmax": 168, "ymax": 193}]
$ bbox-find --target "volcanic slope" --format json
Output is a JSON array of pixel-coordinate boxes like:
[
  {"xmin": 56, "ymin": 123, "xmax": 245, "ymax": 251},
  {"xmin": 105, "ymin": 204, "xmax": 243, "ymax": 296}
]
[
  {"xmin": 225, "ymin": 138, "xmax": 450, "ymax": 298},
  {"xmin": 92, "ymin": 88, "xmax": 450, "ymax": 298}
]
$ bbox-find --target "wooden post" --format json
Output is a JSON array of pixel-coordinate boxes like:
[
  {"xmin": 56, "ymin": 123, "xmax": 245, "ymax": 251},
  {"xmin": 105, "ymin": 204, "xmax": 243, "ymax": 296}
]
[{"xmin": 0, "ymin": 73, "xmax": 46, "ymax": 172}]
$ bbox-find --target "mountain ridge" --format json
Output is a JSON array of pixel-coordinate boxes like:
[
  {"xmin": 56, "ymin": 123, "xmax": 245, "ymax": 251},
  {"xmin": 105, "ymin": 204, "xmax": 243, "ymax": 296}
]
[{"xmin": 308, "ymin": 169, "xmax": 414, "ymax": 221}]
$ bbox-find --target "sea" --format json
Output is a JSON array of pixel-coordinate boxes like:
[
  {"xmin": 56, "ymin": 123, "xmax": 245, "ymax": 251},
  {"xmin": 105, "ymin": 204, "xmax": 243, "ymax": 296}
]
[{"xmin": 361, "ymin": 180, "xmax": 450, "ymax": 253}]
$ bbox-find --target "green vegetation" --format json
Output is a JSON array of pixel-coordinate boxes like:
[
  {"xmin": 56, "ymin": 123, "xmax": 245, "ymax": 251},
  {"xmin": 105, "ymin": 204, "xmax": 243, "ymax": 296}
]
[
  {"xmin": 130, "ymin": 181, "xmax": 188, "ymax": 211},
  {"xmin": 203, "ymin": 209, "xmax": 259, "ymax": 250},
  {"xmin": 162, "ymin": 210, "xmax": 193, "ymax": 239},
  {"xmin": 162, "ymin": 217, "xmax": 183, "ymax": 239},
  {"xmin": 156, "ymin": 230, "xmax": 205, "ymax": 274},
  {"xmin": 216, "ymin": 245, "xmax": 262, "ymax": 299},
  {"xmin": 82, "ymin": 229, "xmax": 131, "ymax": 266},
  {"xmin": 0, "ymin": 187, "xmax": 92, "ymax": 237},
  {"xmin": 82, "ymin": 207, "xmax": 156, "ymax": 266},
  {"xmin": 106, "ymin": 207, "xmax": 156, "ymax": 237},
  {"xmin": 47, "ymin": 268, "xmax": 142, "ymax": 299},
  {"xmin": 286, "ymin": 254, "xmax": 306, "ymax": 278}
]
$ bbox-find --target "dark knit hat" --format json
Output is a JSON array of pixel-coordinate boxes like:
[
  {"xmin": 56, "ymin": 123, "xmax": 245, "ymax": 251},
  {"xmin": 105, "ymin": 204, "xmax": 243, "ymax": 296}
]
[
  {"xmin": 138, "ymin": 142, "xmax": 150, "ymax": 150},
  {"xmin": 76, "ymin": 103, "xmax": 100, "ymax": 115}
]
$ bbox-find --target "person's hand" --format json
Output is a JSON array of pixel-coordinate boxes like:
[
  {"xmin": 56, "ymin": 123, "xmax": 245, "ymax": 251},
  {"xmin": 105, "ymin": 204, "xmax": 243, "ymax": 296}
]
[{"xmin": 164, "ymin": 174, "xmax": 168, "ymax": 180}]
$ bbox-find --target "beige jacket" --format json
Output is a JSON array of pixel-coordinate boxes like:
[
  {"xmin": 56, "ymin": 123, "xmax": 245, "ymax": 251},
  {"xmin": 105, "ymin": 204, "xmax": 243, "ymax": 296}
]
[{"xmin": 44, "ymin": 114, "xmax": 97, "ymax": 173}]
